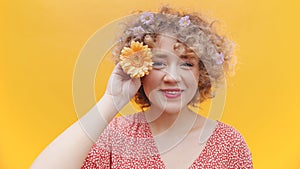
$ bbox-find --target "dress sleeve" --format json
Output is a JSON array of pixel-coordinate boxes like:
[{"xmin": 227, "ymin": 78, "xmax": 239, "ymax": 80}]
[
  {"xmin": 227, "ymin": 130, "xmax": 253, "ymax": 169},
  {"xmin": 81, "ymin": 119, "xmax": 116, "ymax": 169}
]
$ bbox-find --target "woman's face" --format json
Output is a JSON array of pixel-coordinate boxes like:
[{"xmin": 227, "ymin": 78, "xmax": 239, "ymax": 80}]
[{"xmin": 142, "ymin": 35, "xmax": 200, "ymax": 114}]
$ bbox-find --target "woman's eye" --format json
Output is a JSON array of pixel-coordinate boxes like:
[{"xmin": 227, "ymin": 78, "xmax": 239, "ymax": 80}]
[
  {"xmin": 181, "ymin": 62, "xmax": 194, "ymax": 67},
  {"xmin": 152, "ymin": 62, "xmax": 166, "ymax": 69}
]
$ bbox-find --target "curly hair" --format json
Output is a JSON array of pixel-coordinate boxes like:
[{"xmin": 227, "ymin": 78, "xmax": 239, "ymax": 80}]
[{"xmin": 112, "ymin": 6, "xmax": 236, "ymax": 111}]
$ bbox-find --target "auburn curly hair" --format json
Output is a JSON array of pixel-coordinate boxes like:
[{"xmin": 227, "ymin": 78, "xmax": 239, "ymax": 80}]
[{"xmin": 112, "ymin": 6, "xmax": 236, "ymax": 111}]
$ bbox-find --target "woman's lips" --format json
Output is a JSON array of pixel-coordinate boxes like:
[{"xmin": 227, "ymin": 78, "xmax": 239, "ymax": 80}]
[{"xmin": 160, "ymin": 89, "xmax": 183, "ymax": 99}]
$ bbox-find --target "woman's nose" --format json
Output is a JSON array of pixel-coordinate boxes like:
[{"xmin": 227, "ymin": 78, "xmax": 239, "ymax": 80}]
[{"xmin": 163, "ymin": 67, "xmax": 181, "ymax": 83}]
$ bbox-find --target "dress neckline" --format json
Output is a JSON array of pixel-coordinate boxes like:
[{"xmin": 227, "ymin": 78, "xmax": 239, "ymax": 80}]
[{"xmin": 139, "ymin": 112, "xmax": 220, "ymax": 169}]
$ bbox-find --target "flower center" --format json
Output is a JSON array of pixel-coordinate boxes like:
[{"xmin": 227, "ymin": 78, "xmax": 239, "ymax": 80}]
[{"xmin": 129, "ymin": 51, "xmax": 144, "ymax": 67}]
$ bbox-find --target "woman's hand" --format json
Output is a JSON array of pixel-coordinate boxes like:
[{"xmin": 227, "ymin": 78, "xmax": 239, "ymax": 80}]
[{"xmin": 105, "ymin": 63, "xmax": 141, "ymax": 111}]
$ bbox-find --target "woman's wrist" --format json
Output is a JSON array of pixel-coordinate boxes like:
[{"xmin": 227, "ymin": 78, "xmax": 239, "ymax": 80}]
[
  {"xmin": 97, "ymin": 94, "xmax": 119, "ymax": 123},
  {"xmin": 78, "ymin": 94, "xmax": 121, "ymax": 142},
  {"xmin": 102, "ymin": 93, "xmax": 129, "ymax": 111}
]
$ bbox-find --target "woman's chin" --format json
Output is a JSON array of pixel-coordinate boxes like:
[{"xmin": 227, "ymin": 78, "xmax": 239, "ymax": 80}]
[{"xmin": 158, "ymin": 103, "xmax": 186, "ymax": 114}]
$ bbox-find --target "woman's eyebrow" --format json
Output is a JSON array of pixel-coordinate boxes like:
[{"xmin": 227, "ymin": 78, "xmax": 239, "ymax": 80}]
[
  {"xmin": 179, "ymin": 54, "xmax": 197, "ymax": 60},
  {"xmin": 152, "ymin": 53, "xmax": 168, "ymax": 58}
]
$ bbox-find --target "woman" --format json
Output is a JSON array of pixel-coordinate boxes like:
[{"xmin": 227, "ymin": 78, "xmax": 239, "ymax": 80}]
[{"xmin": 31, "ymin": 6, "xmax": 252, "ymax": 169}]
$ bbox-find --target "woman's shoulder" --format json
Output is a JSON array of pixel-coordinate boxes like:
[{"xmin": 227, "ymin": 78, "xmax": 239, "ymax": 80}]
[
  {"xmin": 210, "ymin": 121, "xmax": 253, "ymax": 167},
  {"xmin": 211, "ymin": 121, "xmax": 250, "ymax": 149},
  {"xmin": 110, "ymin": 112, "xmax": 147, "ymax": 127}
]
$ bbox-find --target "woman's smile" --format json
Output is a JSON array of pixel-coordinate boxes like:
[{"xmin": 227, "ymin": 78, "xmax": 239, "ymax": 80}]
[{"xmin": 159, "ymin": 88, "xmax": 184, "ymax": 99}]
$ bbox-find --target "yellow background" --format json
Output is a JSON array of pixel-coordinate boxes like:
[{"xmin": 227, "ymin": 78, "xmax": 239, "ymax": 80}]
[{"xmin": 1, "ymin": 0, "xmax": 300, "ymax": 168}]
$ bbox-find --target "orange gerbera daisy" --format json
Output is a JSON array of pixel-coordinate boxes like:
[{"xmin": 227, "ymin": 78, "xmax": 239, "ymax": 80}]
[{"xmin": 120, "ymin": 41, "xmax": 153, "ymax": 78}]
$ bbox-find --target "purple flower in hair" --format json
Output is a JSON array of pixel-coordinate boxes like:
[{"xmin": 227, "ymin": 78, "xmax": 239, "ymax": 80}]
[
  {"xmin": 179, "ymin": 16, "xmax": 191, "ymax": 27},
  {"xmin": 140, "ymin": 12, "xmax": 154, "ymax": 25},
  {"xmin": 131, "ymin": 26, "xmax": 145, "ymax": 37}
]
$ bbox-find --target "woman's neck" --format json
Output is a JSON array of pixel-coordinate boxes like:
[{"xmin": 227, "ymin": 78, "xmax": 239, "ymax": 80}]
[{"xmin": 144, "ymin": 106, "xmax": 201, "ymax": 136}]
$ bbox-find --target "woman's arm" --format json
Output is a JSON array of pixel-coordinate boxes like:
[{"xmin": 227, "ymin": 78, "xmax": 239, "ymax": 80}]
[
  {"xmin": 30, "ymin": 64, "xmax": 141, "ymax": 169},
  {"xmin": 30, "ymin": 95, "xmax": 118, "ymax": 169}
]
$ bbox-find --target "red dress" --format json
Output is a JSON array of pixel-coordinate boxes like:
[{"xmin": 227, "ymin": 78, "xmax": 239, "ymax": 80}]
[{"xmin": 81, "ymin": 112, "xmax": 253, "ymax": 168}]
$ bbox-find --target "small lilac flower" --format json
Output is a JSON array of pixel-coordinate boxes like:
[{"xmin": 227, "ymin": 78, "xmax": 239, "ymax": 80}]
[
  {"xmin": 179, "ymin": 16, "xmax": 191, "ymax": 27},
  {"xmin": 140, "ymin": 12, "xmax": 154, "ymax": 25},
  {"xmin": 131, "ymin": 26, "xmax": 145, "ymax": 37},
  {"xmin": 216, "ymin": 52, "xmax": 225, "ymax": 65}
]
